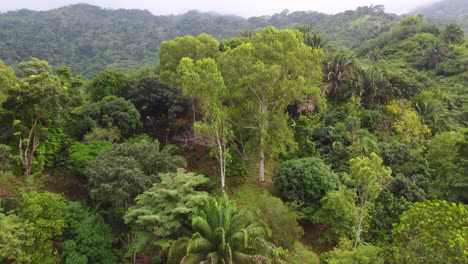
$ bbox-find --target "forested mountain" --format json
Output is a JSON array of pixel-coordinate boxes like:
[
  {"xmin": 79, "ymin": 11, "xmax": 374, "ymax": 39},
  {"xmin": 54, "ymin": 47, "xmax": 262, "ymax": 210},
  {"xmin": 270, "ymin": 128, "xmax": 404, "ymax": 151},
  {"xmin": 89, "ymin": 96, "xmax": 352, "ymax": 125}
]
[
  {"xmin": 0, "ymin": 2, "xmax": 467, "ymax": 264},
  {"xmin": 411, "ymin": 0, "xmax": 468, "ymax": 33},
  {"xmin": 0, "ymin": 4, "xmax": 397, "ymax": 77}
]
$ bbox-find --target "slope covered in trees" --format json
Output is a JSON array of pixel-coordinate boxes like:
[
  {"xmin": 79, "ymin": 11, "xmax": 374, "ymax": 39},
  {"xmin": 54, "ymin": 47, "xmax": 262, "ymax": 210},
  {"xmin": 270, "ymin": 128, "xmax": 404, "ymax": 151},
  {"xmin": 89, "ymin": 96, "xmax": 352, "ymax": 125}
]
[
  {"xmin": 0, "ymin": 3, "xmax": 467, "ymax": 264},
  {"xmin": 0, "ymin": 4, "xmax": 397, "ymax": 77},
  {"xmin": 412, "ymin": 0, "xmax": 468, "ymax": 33}
]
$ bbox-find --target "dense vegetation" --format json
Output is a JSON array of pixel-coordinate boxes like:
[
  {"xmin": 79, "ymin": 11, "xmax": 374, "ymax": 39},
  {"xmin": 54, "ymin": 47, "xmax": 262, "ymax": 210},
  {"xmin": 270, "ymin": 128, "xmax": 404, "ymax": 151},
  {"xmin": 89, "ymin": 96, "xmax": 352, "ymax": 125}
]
[
  {"xmin": 0, "ymin": 1, "xmax": 467, "ymax": 263},
  {"xmin": 0, "ymin": 4, "xmax": 399, "ymax": 77}
]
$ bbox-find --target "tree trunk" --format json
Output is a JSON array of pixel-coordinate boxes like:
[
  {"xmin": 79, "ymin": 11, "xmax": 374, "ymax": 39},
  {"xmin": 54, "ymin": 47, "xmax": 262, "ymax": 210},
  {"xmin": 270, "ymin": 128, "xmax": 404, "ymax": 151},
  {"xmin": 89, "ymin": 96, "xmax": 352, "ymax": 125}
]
[
  {"xmin": 259, "ymin": 138, "xmax": 265, "ymax": 183},
  {"xmin": 219, "ymin": 143, "xmax": 226, "ymax": 193},
  {"xmin": 354, "ymin": 201, "xmax": 366, "ymax": 249}
]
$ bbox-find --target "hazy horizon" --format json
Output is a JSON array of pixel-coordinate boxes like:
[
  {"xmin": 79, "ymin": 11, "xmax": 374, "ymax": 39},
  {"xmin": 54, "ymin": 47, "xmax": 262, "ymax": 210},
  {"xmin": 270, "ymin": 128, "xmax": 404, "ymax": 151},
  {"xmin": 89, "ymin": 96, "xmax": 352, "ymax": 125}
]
[{"xmin": 0, "ymin": 0, "xmax": 444, "ymax": 17}]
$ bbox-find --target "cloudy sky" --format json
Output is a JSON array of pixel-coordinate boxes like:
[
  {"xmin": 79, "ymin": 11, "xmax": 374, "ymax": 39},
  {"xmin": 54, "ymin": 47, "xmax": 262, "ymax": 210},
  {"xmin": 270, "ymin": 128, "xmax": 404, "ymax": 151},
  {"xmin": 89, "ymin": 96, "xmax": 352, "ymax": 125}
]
[{"xmin": 0, "ymin": 0, "xmax": 443, "ymax": 17}]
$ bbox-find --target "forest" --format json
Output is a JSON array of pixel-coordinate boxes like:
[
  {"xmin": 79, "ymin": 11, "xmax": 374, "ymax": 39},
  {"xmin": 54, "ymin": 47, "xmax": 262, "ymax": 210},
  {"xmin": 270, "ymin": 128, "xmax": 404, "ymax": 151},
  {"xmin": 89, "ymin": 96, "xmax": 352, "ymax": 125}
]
[{"xmin": 0, "ymin": 1, "xmax": 467, "ymax": 264}]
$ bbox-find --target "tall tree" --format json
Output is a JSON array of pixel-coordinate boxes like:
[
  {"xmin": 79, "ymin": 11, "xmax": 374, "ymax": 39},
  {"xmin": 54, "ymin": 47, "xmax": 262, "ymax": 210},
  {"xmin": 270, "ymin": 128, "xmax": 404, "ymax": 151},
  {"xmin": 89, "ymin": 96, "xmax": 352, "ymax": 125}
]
[
  {"xmin": 343, "ymin": 153, "xmax": 392, "ymax": 248},
  {"xmin": 177, "ymin": 57, "xmax": 232, "ymax": 192},
  {"xmin": 219, "ymin": 27, "xmax": 324, "ymax": 182},
  {"xmin": 2, "ymin": 58, "xmax": 66, "ymax": 176}
]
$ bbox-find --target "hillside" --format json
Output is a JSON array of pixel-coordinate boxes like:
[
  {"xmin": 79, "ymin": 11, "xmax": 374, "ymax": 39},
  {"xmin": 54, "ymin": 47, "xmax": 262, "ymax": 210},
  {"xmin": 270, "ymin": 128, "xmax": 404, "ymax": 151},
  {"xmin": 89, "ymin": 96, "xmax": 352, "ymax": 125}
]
[
  {"xmin": 0, "ymin": 4, "xmax": 397, "ymax": 77},
  {"xmin": 411, "ymin": 0, "xmax": 468, "ymax": 33}
]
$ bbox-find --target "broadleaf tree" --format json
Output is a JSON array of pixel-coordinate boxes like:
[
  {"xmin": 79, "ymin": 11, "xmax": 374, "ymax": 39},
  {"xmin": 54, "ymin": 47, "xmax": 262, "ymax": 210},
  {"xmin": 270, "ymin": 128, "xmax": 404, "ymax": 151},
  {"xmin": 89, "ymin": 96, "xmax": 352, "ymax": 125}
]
[
  {"xmin": 177, "ymin": 57, "xmax": 232, "ymax": 192},
  {"xmin": 219, "ymin": 27, "xmax": 324, "ymax": 182}
]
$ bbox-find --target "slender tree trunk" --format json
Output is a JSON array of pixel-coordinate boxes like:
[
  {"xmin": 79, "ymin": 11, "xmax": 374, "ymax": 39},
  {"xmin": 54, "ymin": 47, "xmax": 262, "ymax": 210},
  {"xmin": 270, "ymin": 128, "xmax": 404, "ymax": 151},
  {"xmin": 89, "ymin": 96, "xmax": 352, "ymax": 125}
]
[
  {"xmin": 218, "ymin": 143, "xmax": 225, "ymax": 193},
  {"xmin": 354, "ymin": 201, "xmax": 366, "ymax": 249},
  {"xmin": 258, "ymin": 104, "xmax": 267, "ymax": 183},
  {"xmin": 259, "ymin": 135, "xmax": 265, "ymax": 183}
]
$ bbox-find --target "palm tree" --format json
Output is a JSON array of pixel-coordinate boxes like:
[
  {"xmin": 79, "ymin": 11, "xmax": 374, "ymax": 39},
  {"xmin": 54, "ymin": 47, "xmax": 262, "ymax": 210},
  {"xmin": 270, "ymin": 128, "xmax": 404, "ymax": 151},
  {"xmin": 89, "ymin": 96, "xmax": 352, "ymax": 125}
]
[
  {"xmin": 442, "ymin": 24, "xmax": 464, "ymax": 45},
  {"xmin": 414, "ymin": 98, "xmax": 449, "ymax": 133},
  {"xmin": 358, "ymin": 66, "xmax": 388, "ymax": 105},
  {"xmin": 427, "ymin": 40, "xmax": 447, "ymax": 69},
  {"xmin": 295, "ymin": 25, "xmax": 329, "ymax": 50},
  {"xmin": 169, "ymin": 197, "xmax": 277, "ymax": 264},
  {"xmin": 322, "ymin": 52, "xmax": 360, "ymax": 99}
]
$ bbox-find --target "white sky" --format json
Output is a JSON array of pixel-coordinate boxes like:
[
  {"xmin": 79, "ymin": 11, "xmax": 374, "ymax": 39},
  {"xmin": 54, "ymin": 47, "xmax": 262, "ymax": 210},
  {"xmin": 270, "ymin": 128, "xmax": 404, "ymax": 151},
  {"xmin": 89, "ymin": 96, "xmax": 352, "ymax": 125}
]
[{"xmin": 0, "ymin": 0, "xmax": 443, "ymax": 17}]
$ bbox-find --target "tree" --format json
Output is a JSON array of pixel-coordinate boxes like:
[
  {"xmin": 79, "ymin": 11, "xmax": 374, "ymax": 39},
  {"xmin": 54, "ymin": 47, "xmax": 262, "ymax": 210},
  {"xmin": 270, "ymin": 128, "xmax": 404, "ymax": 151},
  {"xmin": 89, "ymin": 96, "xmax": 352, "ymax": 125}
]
[
  {"xmin": 177, "ymin": 57, "xmax": 232, "ymax": 192},
  {"xmin": 391, "ymin": 200, "xmax": 468, "ymax": 264},
  {"xmin": 295, "ymin": 25, "xmax": 329, "ymax": 50},
  {"xmin": 386, "ymin": 100, "xmax": 431, "ymax": 155},
  {"xmin": 426, "ymin": 40, "xmax": 448, "ymax": 69},
  {"xmin": 126, "ymin": 73, "xmax": 189, "ymax": 138},
  {"xmin": 124, "ymin": 169, "xmax": 209, "ymax": 257},
  {"xmin": 92, "ymin": 95, "xmax": 142, "ymax": 138},
  {"xmin": 273, "ymin": 157, "xmax": 340, "ymax": 219},
  {"xmin": 425, "ymin": 131, "xmax": 462, "ymax": 200},
  {"xmin": 2, "ymin": 58, "xmax": 66, "ymax": 176},
  {"xmin": 87, "ymin": 70, "xmax": 129, "ymax": 102},
  {"xmin": 219, "ymin": 27, "xmax": 324, "ymax": 182},
  {"xmin": 312, "ymin": 189, "xmax": 359, "ymax": 244},
  {"xmin": 0, "ymin": 59, "xmax": 16, "ymax": 104},
  {"xmin": 68, "ymin": 140, "xmax": 112, "ymax": 175},
  {"xmin": 322, "ymin": 51, "xmax": 359, "ymax": 99},
  {"xmin": 85, "ymin": 138, "xmax": 186, "ymax": 208},
  {"xmin": 169, "ymin": 197, "xmax": 278, "ymax": 264},
  {"xmin": 343, "ymin": 153, "xmax": 392, "ymax": 248},
  {"xmin": 357, "ymin": 66, "xmax": 388, "ymax": 105},
  {"xmin": 62, "ymin": 202, "xmax": 117, "ymax": 264},
  {"xmin": 442, "ymin": 23, "xmax": 464, "ymax": 45},
  {"xmin": 159, "ymin": 33, "xmax": 220, "ymax": 88},
  {"xmin": 0, "ymin": 212, "xmax": 34, "ymax": 263},
  {"xmin": 20, "ymin": 191, "xmax": 67, "ymax": 264},
  {"xmin": 233, "ymin": 186, "xmax": 303, "ymax": 250}
]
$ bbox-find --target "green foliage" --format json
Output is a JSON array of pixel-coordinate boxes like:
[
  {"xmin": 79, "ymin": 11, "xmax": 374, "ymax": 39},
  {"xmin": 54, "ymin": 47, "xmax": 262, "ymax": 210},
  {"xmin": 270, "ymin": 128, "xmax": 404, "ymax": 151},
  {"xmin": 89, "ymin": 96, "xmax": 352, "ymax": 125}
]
[
  {"xmin": 0, "ymin": 59, "xmax": 16, "ymax": 104},
  {"xmin": 159, "ymin": 33, "xmax": 220, "ymax": 88},
  {"xmin": 322, "ymin": 51, "xmax": 359, "ymax": 99},
  {"xmin": 20, "ymin": 191, "xmax": 67, "ymax": 264},
  {"xmin": 90, "ymin": 95, "xmax": 142, "ymax": 138},
  {"xmin": 282, "ymin": 242, "xmax": 319, "ymax": 264},
  {"xmin": 169, "ymin": 196, "xmax": 278, "ymax": 264},
  {"xmin": 40, "ymin": 126, "xmax": 72, "ymax": 169},
  {"xmin": 126, "ymin": 73, "xmax": 189, "ymax": 137},
  {"xmin": 320, "ymin": 239, "xmax": 384, "ymax": 264},
  {"xmin": 425, "ymin": 131, "xmax": 463, "ymax": 200},
  {"xmin": 442, "ymin": 23, "xmax": 465, "ymax": 45},
  {"xmin": 0, "ymin": 144, "xmax": 12, "ymax": 172},
  {"xmin": 219, "ymin": 27, "xmax": 324, "ymax": 181},
  {"xmin": 273, "ymin": 157, "xmax": 339, "ymax": 219},
  {"xmin": 124, "ymin": 169, "xmax": 209, "ymax": 254},
  {"xmin": 343, "ymin": 153, "xmax": 392, "ymax": 247},
  {"xmin": 0, "ymin": 211, "xmax": 34, "ymax": 263},
  {"xmin": 390, "ymin": 200, "xmax": 468, "ymax": 264},
  {"xmin": 367, "ymin": 190, "xmax": 411, "ymax": 244},
  {"xmin": 85, "ymin": 138, "xmax": 185, "ymax": 207},
  {"xmin": 68, "ymin": 140, "xmax": 112, "ymax": 175},
  {"xmin": 2, "ymin": 58, "xmax": 67, "ymax": 176},
  {"xmin": 177, "ymin": 57, "xmax": 232, "ymax": 192},
  {"xmin": 62, "ymin": 202, "xmax": 116, "ymax": 264},
  {"xmin": 312, "ymin": 189, "xmax": 358, "ymax": 244},
  {"xmin": 87, "ymin": 70, "xmax": 129, "ymax": 101},
  {"xmin": 233, "ymin": 185, "xmax": 303, "ymax": 250}
]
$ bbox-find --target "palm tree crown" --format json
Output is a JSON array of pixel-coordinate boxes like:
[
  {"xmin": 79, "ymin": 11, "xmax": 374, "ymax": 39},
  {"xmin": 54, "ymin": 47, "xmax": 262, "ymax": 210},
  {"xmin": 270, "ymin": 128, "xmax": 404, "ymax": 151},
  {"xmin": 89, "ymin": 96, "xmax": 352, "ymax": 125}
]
[{"xmin": 169, "ymin": 197, "xmax": 278, "ymax": 264}]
